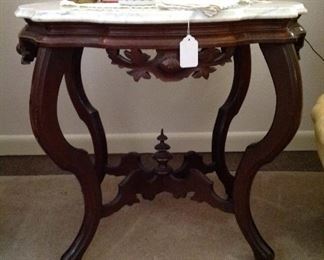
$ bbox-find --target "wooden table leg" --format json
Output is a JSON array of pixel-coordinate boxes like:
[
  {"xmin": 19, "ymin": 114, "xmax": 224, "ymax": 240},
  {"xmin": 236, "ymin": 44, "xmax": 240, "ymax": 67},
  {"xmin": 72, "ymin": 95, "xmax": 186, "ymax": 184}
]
[
  {"xmin": 65, "ymin": 48, "xmax": 108, "ymax": 183},
  {"xmin": 30, "ymin": 47, "xmax": 104, "ymax": 260},
  {"xmin": 212, "ymin": 45, "xmax": 251, "ymax": 197},
  {"xmin": 233, "ymin": 43, "xmax": 302, "ymax": 259},
  {"xmin": 28, "ymin": 43, "xmax": 302, "ymax": 259}
]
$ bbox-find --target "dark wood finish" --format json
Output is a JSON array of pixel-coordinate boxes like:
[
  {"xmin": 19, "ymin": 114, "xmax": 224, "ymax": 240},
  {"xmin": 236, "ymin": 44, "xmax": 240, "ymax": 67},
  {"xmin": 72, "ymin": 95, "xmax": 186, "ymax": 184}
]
[
  {"xmin": 102, "ymin": 168, "xmax": 233, "ymax": 217},
  {"xmin": 106, "ymin": 151, "xmax": 214, "ymax": 178},
  {"xmin": 212, "ymin": 45, "xmax": 251, "ymax": 197},
  {"xmin": 106, "ymin": 152, "xmax": 143, "ymax": 176},
  {"xmin": 65, "ymin": 48, "xmax": 108, "ymax": 183},
  {"xmin": 19, "ymin": 19, "xmax": 305, "ymax": 49},
  {"xmin": 153, "ymin": 129, "xmax": 173, "ymax": 175},
  {"xmin": 102, "ymin": 131, "xmax": 233, "ymax": 218},
  {"xmin": 16, "ymin": 38, "xmax": 38, "ymax": 64},
  {"xmin": 106, "ymin": 47, "xmax": 233, "ymax": 81},
  {"xmin": 29, "ymin": 48, "xmax": 102, "ymax": 260},
  {"xmin": 18, "ymin": 17, "xmax": 305, "ymax": 260},
  {"xmin": 233, "ymin": 43, "xmax": 302, "ymax": 260}
]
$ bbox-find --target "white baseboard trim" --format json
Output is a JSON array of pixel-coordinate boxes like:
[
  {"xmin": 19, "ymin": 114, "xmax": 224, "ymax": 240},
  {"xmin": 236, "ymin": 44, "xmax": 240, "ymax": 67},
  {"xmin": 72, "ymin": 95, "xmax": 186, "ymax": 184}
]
[{"xmin": 0, "ymin": 130, "xmax": 316, "ymax": 156}]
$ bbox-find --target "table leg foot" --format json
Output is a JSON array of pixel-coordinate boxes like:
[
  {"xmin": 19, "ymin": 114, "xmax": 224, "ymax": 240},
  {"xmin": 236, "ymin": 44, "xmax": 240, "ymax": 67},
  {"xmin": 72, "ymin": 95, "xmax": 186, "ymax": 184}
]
[
  {"xmin": 61, "ymin": 174, "xmax": 101, "ymax": 260},
  {"xmin": 253, "ymin": 250, "xmax": 275, "ymax": 260},
  {"xmin": 234, "ymin": 171, "xmax": 275, "ymax": 259},
  {"xmin": 233, "ymin": 43, "xmax": 302, "ymax": 259}
]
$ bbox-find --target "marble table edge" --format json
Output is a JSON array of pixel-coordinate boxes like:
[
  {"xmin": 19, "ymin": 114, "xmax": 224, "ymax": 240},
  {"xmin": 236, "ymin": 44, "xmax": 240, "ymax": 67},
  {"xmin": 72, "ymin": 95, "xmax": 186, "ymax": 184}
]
[{"xmin": 15, "ymin": 1, "xmax": 307, "ymax": 24}]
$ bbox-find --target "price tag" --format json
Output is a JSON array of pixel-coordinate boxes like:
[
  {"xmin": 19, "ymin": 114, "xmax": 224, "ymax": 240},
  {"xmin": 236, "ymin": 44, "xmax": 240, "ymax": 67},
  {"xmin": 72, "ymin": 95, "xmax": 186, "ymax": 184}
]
[{"xmin": 180, "ymin": 34, "xmax": 199, "ymax": 68}]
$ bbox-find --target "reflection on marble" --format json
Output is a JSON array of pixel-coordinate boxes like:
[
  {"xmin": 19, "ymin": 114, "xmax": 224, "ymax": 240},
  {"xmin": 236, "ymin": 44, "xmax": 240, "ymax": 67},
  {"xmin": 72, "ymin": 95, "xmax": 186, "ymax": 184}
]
[
  {"xmin": 15, "ymin": 1, "xmax": 307, "ymax": 24},
  {"xmin": 0, "ymin": 171, "xmax": 323, "ymax": 259}
]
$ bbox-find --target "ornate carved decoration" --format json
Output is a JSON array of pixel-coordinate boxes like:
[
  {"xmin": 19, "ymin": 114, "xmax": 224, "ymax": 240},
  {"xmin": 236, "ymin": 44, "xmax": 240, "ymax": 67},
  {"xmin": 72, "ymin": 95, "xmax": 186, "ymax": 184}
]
[
  {"xmin": 106, "ymin": 47, "xmax": 234, "ymax": 82},
  {"xmin": 106, "ymin": 152, "xmax": 143, "ymax": 176},
  {"xmin": 288, "ymin": 20, "xmax": 306, "ymax": 59},
  {"xmin": 102, "ymin": 130, "xmax": 233, "ymax": 218},
  {"xmin": 16, "ymin": 39, "xmax": 38, "ymax": 64},
  {"xmin": 153, "ymin": 129, "xmax": 173, "ymax": 175},
  {"xmin": 102, "ymin": 169, "xmax": 233, "ymax": 218},
  {"xmin": 106, "ymin": 132, "xmax": 214, "ymax": 179},
  {"xmin": 173, "ymin": 151, "xmax": 214, "ymax": 178},
  {"xmin": 106, "ymin": 150, "xmax": 214, "ymax": 178}
]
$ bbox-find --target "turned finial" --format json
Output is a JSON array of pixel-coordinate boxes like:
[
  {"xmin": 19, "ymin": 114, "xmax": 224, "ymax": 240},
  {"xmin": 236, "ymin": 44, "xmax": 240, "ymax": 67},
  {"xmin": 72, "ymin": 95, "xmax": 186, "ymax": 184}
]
[{"xmin": 153, "ymin": 129, "xmax": 173, "ymax": 175}]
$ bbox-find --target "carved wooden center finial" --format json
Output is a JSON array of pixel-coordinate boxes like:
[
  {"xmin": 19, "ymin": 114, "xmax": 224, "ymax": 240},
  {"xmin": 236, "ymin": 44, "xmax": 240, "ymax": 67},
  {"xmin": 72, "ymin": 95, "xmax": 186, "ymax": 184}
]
[{"xmin": 153, "ymin": 129, "xmax": 173, "ymax": 175}]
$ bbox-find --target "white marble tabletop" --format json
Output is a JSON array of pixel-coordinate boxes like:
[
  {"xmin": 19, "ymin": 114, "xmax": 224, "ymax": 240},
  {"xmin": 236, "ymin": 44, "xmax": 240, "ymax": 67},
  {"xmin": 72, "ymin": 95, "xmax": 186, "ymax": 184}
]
[{"xmin": 15, "ymin": 1, "xmax": 307, "ymax": 24}]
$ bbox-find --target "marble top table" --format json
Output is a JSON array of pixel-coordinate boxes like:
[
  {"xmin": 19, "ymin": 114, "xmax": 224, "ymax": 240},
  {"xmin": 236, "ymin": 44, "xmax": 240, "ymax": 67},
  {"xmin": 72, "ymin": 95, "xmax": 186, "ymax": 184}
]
[
  {"xmin": 16, "ymin": 1, "xmax": 307, "ymax": 24},
  {"xmin": 16, "ymin": 1, "xmax": 307, "ymax": 260}
]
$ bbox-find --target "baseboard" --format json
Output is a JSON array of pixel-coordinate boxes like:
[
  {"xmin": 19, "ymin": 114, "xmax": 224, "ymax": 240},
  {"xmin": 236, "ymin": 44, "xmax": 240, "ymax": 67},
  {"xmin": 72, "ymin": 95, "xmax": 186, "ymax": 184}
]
[{"xmin": 0, "ymin": 130, "xmax": 316, "ymax": 156}]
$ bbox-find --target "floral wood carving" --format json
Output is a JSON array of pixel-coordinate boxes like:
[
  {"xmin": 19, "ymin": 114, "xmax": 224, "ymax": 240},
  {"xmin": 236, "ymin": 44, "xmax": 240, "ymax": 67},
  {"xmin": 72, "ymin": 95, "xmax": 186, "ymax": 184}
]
[
  {"xmin": 102, "ymin": 169, "xmax": 233, "ymax": 218},
  {"xmin": 106, "ymin": 47, "xmax": 235, "ymax": 82},
  {"xmin": 102, "ymin": 130, "xmax": 233, "ymax": 218},
  {"xmin": 16, "ymin": 40, "xmax": 38, "ymax": 65}
]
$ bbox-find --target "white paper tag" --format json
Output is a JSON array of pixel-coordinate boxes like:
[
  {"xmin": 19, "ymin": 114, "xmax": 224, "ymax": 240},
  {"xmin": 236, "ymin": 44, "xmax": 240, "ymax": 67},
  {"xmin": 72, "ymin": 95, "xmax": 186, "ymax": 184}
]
[{"xmin": 180, "ymin": 34, "xmax": 199, "ymax": 68}]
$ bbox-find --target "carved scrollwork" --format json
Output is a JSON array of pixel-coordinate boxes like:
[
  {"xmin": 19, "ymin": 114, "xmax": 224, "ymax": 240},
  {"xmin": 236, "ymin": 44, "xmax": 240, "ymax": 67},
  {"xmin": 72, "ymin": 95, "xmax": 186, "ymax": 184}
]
[
  {"xmin": 102, "ymin": 169, "xmax": 233, "ymax": 218},
  {"xmin": 106, "ymin": 47, "xmax": 234, "ymax": 82},
  {"xmin": 106, "ymin": 131, "xmax": 214, "ymax": 178},
  {"xmin": 288, "ymin": 21, "xmax": 306, "ymax": 59},
  {"xmin": 16, "ymin": 40, "xmax": 38, "ymax": 64},
  {"xmin": 102, "ymin": 130, "xmax": 233, "ymax": 218}
]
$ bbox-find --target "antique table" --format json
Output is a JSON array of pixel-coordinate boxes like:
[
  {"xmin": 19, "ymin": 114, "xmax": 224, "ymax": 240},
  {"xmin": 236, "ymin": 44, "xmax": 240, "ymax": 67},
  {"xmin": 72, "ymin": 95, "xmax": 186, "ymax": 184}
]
[{"xmin": 16, "ymin": 1, "xmax": 307, "ymax": 259}]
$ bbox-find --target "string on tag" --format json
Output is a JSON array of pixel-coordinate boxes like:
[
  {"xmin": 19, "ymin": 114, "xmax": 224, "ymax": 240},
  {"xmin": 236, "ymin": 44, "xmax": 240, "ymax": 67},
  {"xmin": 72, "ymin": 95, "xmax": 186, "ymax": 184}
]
[
  {"xmin": 186, "ymin": 10, "xmax": 198, "ymax": 36},
  {"xmin": 187, "ymin": 19, "xmax": 190, "ymax": 35},
  {"xmin": 179, "ymin": 11, "xmax": 199, "ymax": 68}
]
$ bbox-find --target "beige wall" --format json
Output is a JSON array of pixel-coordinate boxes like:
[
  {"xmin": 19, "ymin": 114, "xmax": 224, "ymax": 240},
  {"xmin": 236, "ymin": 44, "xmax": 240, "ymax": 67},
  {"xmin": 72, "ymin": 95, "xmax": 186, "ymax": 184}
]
[{"xmin": 0, "ymin": 0, "xmax": 323, "ymax": 155}]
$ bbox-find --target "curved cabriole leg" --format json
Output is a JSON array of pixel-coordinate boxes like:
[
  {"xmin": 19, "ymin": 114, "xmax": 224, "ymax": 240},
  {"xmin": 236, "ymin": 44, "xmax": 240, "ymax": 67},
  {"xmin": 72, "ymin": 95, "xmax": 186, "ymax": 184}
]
[
  {"xmin": 212, "ymin": 45, "xmax": 251, "ymax": 197},
  {"xmin": 30, "ymin": 48, "xmax": 102, "ymax": 260},
  {"xmin": 65, "ymin": 48, "xmax": 108, "ymax": 183},
  {"xmin": 233, "ymin": 43, "xmax": 302, "ymax": 260}
]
